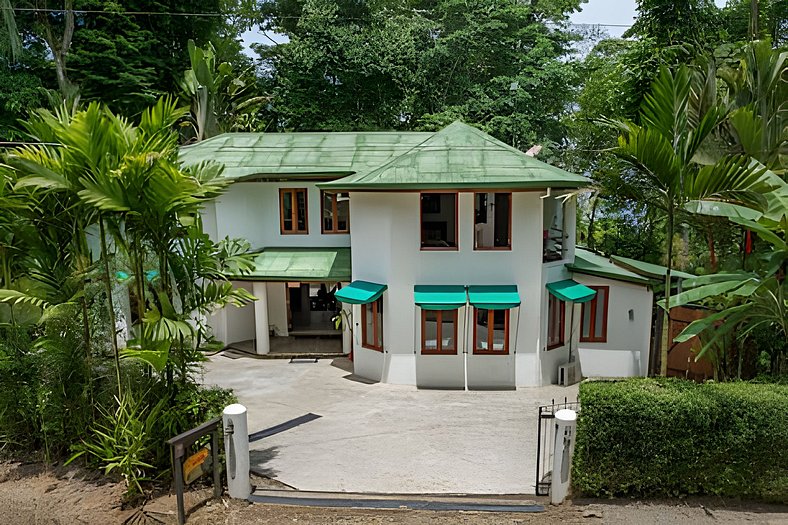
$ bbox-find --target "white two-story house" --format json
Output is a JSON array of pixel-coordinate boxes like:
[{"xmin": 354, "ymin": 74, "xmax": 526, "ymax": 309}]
[{"xmin": 181, "ymin": 121, "xmax": 659, "ymax": 388}]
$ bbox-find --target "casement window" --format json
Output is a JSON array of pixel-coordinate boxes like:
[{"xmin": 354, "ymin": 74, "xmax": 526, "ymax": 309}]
[
  {"xmin": 280, "ymin": 188, "xmax": 308, "ymax": 234},
  {"xmin": 361, "ymin": 298, "xmax": 383, "ymax": 351},
  {"xmin": 421, "ymin": 309, "xmax": 458, "ymax": 355},
  {"xmin": 420, "ymin": 192, "xmax": 458, "ymax": 250},
  {"xmin": 473, "ymin": 308, "xmax": 510, "ymax": 355},
  {"xmin": 321, "ymin": 190, "xmax": 349, "ymax": 233},
  {"xmin": 474, "ymin": 192, "xmax": 512, "ymax": 250},
  {"xmin": 546, "ymin": 294, "xmax": 565, "ymax": 350},
  {"xmin": 580, "ymin": 286, "xmax": 609, "ymax": 343}
]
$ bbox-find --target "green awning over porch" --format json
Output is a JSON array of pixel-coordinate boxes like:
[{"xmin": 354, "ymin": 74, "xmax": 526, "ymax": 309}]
[
  {"xmin": 414, "ymin": 285, "xmax": 467, "ymax": 310},
  {"xmin": 467, "ymin": 285, "xmax": 521, "ymax": 310},
  {"xmin": 546, "ymin": 279, "xmax": 597, "ymax": 303},
  {"xmin": 334, "ymin": 280, "xmax": 387, "ymax": 304},
  {"xmin": 230, "ymin": 247, "xmax": 351, "ymax": 281}
]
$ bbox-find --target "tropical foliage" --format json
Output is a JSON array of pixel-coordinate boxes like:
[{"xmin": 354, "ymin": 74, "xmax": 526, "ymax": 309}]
[{"xmin": 0, "ymin": 97, "xmax": 252, "ymax": 495}]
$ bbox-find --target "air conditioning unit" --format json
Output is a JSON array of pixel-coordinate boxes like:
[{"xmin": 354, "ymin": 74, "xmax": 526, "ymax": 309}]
[{"xmin": 558, "ymin": 362, "xmax": 581, "ymax": 386}]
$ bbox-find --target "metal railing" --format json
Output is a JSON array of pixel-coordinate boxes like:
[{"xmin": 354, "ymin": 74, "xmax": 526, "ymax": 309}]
[{"xmin": 535, "ymin": 397, "xmax": 580, "ymax": 496}]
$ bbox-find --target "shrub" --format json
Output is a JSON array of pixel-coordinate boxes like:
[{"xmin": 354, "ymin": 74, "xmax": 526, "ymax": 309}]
[{"xmin": 573, "ymin": 378, "xmax": 788, "ymax": 503}]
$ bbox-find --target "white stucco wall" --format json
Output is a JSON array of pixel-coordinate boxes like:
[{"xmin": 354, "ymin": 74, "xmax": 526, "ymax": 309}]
[
  {"xmin": 572, "ymin": 274, "xmax": 653, "ymax": 377},
  {"xmin": 266, "ymin": 282, "xmax": 289, "ymax": 336},
  {"xmin": 208, "ymin": 181, "xmax": 351, "ymax": 249},
  {"xmin": 348, "ymin": 191, "xmax": 545, "ymax": 388},
  {"xmin": 208, "ymin": 280, "xmax": 256, "ymax": 345}
]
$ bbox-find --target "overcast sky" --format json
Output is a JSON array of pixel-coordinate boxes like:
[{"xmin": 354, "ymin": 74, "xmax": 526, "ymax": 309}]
[{"xmin": 240, "ymin": 0, "xmax": 729, "ymax": 56}]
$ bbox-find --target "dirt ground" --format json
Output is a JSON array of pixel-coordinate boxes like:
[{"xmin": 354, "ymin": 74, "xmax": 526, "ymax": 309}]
[{"xmin": 0, "ymin": 461, "xmax": 786, "ymax": 525}]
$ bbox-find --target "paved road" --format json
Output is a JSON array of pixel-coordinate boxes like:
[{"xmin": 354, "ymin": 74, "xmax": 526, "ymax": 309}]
[{"xmin": 203, "ymin": 355, "xmax": 578, "ymax": 494}]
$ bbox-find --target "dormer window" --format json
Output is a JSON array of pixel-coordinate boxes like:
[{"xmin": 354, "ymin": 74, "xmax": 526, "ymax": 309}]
[
  {"xmin": 280, "ymin": 188, "xmax": 308, "ymax": 234},
  {"xmin": 420, "ymin": 192, "xmax": 458, "ymax": 250}
]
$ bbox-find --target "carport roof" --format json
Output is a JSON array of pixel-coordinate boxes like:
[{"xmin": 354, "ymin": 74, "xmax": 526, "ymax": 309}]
[
  {"xmin": 568, "ymin": 249, "xmax": 651, "ymax": 285},
  {"xmin": 229, "ymin": 247, "xmax": 351, "ymax": 281}
]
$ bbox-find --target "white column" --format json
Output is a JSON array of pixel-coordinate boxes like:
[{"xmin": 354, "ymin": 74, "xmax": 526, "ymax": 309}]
[
  {"xmin": 253, "ymin": 282, "xmax": 270, "ymax": 355},
  {"xmin": 551, "ymin": 409, "xmax": 578, "ymax": 505},
  {"xmin": 223, "ymin": 404, "xmax": 251, "ymax": 499},
  {"xmin": 341, "ymin": 306, "xmax": 352, "ymax": 354}
]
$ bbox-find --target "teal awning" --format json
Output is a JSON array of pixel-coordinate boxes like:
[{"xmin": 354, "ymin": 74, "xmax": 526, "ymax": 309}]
[
  {"xmin": 547, "ymin": 279, "xmax": 597, "ymax": 303},
  {"xmin": 414, "ymin": 285, "xmax": 467, "ymax": 310},
  {"xmin": 467, "ymin": 285, "xmax": 521, "ymax": 310},
  {"xmin": 334, "ymin": 280, "xmax": 387, "ymax": 304}
]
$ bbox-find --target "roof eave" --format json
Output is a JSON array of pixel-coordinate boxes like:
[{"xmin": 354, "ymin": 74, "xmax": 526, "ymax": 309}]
[{"xmin": 567, "ymin": 265, "xmax": 652, "ymax": 286}]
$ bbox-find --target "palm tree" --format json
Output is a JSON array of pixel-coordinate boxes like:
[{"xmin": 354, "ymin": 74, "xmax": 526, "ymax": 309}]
[{"xmin": 611, "ymin": 63, "xmax": 779, "ymax": 375}]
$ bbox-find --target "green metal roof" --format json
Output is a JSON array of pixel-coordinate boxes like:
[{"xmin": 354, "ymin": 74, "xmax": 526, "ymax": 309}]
[
  {"xmin": 568, "ymin": 249, "xmax": 651, "ymax": 285},
  {"xmin": 179, "ymin": 131, "xmax": 432, "ymax": 180},
  {"xmin": 610, "ymin": 254, "xmax": 695, "ymax": 280},
  {"xmin": 334, "ymin": 280, "xmax": 387, "ymax": 304},
  {"xmin": 467, "ymin": 285, "xmax": 521, "ymax": 310},
  {"xmin": 546, "ymin": 279, "xmax": 597, "ymax": 303},
  {"xmin": 414, "ymin": 285, "xmax": 467, "ymax": 310},
  {"xmin": 321, "ymin": 122, "xmax": 589, "ymax": 190},
  {"xmin": 231, "ymin": 247, "xmax": 351, "ymax": 281}
]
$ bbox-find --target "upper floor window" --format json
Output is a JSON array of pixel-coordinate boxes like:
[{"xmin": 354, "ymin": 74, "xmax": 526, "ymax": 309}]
[
  {"xmin": 580, "ymin": 286, "xmax": 608, "ymax": 343},
  {"xmin": 361, "ymin": 298, "xmax": 383, "ymax": 351},
  {"xmin": 473, "ymin": 308, "xmax": 509, "ymax": 354},
  {"xmin": 421, "ymin": 309, "xmax": 458, "ymax": 355},
  {"xmin": 474, "ymin": 192, "xmax": 511, "ymax": 250},
  {"xmin": 546, "ymin": 294, "xmax": 565, "ymax": 350},
  {"xmin": 280, "ymin": 188, "xmax": 308, "ymax": 234},
  {"xmin": 543, "ymin": 196, "xmax": 565, "ymax": 262},
  {"xmin": 321, "ymin": 191, "xmax": 349, "ymax": 234},
  {"xmin": 420, "ymin": 192, "xmax": 458, "ymax": 250}
]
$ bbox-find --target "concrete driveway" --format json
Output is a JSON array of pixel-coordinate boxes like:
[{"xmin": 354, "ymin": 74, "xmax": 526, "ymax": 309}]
[{"xmin": 202, "ymin": 354, "xmax": 578, "ymax": 494}]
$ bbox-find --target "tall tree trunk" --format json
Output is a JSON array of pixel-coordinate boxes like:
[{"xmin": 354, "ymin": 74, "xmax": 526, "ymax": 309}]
[
  {"xmin": 708, "ymin": 226, "xmax": 717, "ymax": 272},
  {"xmin": 660, "ymin": 203, "xmax": 675, "ymax": 376},
  {"xmin": 38, "ymin": 0, "xmax": 76, "ymax": 98},
  {"xmin": 750, "ymin": 0, "xmax": 759, "ymax": 40},
  {"xmin": 587, "ymin": 192, "xmax": 599, "ymax": 250},
  {"xmin": 100, "ymin": 216, "xmax": 122, "ymax": 397}
]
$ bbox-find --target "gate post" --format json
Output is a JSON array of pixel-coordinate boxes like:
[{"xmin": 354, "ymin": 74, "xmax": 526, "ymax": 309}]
[
  {"xmin": 223, "ymin": 404, "xmax": 252, "ymax": 499},
  {"xmin": 550, "ymin": 408, "xmax": 577, "ymax": 505}
]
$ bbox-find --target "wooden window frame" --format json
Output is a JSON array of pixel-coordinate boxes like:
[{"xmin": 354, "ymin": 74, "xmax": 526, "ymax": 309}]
[
  {"xmin": 546, "ymin": 294, "xmax": 566, "ymax": 350},
  {"xmin": 279, "ymin": 188, "xmax": 309, "ymax": 235},
  {"xmin": 420, "ymin": 191, "xmax": 459, "ymax": 251},
  {"xmin": 421, "ymin": 309, "xmax": 459, "ymax": 355},
  {"xmin": 321, "ymin": 190, "xmax": 349, "ymax": 234},
  {"xmin": 580, "ymin": 286, "xmax": 609, "ymax": 343},
  {"xmin": 473, "ymin": 192, "xmax": 512, "ymax": 251},
  {"xmin": 361, "ymin": 298, "xmax": 383, "ymax": 352},
  {"xmin": 472, "ymin": 307, "xmax": 510, "ymax": 355}
]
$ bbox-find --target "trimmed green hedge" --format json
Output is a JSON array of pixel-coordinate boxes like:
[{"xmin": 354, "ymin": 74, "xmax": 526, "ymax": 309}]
[{"xmin": 573, "ymin": 378, "xmax": 788, "ymax": 503}]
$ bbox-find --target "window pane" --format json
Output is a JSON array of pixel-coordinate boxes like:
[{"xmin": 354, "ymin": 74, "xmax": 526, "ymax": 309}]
[
  {"xmin": 282, "ymin": 191, "xmax": 293, "ymax": 230},
  {"xmin": 336, "ymin": 193, "xmax": 349, "ymax": 231},
  {"xmin": 364, "ymin": 302, "xmax": 374, "ymax": 346},
  {"xmin": 493, "ymin": 193, "xmax": 510, "ymax": 247},
  {"xmin": 322, "ymin": 192, "xmax": 333, "ymax": 232},
  {"xmin": 421, "ymin": 193, "xmax": 456, "ymax": 248},
  {"xmin": 475, "ymin": 309, "xmax": 488, "ymax": 350},
  {"xmin": 492, "ymin": 309, "xmax": 506, "ymax": 351},
  {"xmin": 441, "ymin": 310, "xmax": 456, "ymax": 351},
  {"xmin": 594, "ymin": 288, "xmax": 606, "ymax": 339},
  {"xmin": 581, "ymin": 302, "xmax": 592, "ymax": 339},
  {"xmin": 423, "ymin": 310, "xmax": 438, "ymax": 351},
  {"xmin": 296, "ymin": 191, "xmax": 307, "ymax": 231},
  {"xmin": 375, "ymin": 299, "xmax": 383, "ymax": 348}
]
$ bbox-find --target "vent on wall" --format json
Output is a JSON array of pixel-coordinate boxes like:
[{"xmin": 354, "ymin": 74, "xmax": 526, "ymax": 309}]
[{"xmin": 558, "ymin": 362, "xmax": 581, "ymax": 386}]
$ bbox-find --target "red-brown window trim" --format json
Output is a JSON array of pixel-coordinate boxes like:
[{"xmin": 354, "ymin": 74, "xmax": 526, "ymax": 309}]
[
  {"xmin": 279, "ymin": 188, "xmax": 309, "ymax": 234},
  {"xmin": 546, "ymin": 294, "xmax": 566, "ymax": 350},
  {"xmin": 421, "ymin": 309, "xmax": 459, "ymax": 355},
  {"xmin": 321, "ymin": 190, "xmax": 349, "ymax": 234},
  {"xmin": 473, "ymin": 192, "xmax": 512, "ymax": 251},
  {"xmin": 361, "ymin": 298, "xmax": 383, "ymax": 351},
  {"xmin": 472, "ymin": 307, "xmax": 510, "ymax": 355},
  {"xmin": 420, "ymin": 191, "xmax": 459, "ymax": 251},
  {"xmin": 580, "ymin": 286, "xmax": 609, "ymax": 343}
]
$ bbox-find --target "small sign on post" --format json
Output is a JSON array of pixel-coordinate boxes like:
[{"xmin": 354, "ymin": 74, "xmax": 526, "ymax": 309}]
[{"xmin": 167, "ymin": 418, "xmax": 223, "ymax": 525}]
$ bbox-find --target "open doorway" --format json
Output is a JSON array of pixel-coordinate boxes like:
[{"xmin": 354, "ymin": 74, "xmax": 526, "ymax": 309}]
[{"xmin": 287, "ymin": 282, "xmax": 343, "ymax": 336}]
